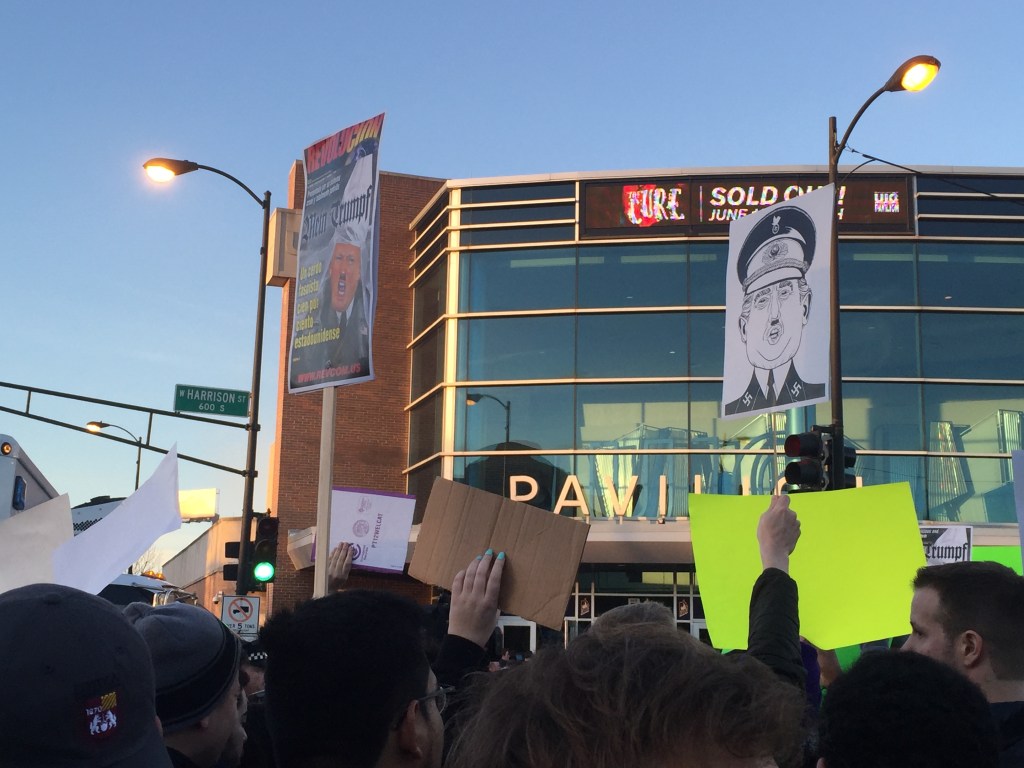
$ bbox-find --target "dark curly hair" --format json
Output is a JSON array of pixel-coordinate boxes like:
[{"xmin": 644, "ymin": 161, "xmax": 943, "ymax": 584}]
[{"xmin": 817, "ymin": 649, "xmax": 998, "ymax": 768}]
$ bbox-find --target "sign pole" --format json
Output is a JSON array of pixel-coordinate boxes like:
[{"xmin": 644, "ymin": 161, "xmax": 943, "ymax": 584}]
[{"xmin": 313, "ymin": 387, "xmax": 336, "ymax": 598}]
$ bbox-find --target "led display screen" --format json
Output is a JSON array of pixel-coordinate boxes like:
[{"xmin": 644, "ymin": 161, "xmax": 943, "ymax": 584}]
[{"xmin": 582, "ymin": 174, "xmax": 913, "ymax": 238}]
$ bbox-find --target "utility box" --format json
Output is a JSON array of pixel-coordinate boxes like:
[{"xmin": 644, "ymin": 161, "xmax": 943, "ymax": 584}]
[{"xmin": 267, "ymin": 208, "xmax": 301, "ymax": 286}]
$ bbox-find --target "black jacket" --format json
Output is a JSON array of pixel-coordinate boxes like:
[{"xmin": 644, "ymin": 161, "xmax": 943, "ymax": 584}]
[{"xmin": 994, "ymin": 700, "xmax": 1024, "ymax": 768}]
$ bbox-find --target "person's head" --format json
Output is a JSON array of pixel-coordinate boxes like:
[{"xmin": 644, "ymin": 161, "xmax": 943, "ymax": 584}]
[
  {"xmin": 0, "ymin": 583, "xmax": 171, "ymax": 768},
  {"xmin": 902, "ymin": 561, "xmax": 1024, "ymax": 687},
  {"xmin": 123, "ymin": 601, "xmax": 246, "ymax": 768},
  {"xmin": 260, "ymin": 589, "xmax": 442, "ymax": 768},
  {"xmin": 736, "ymin": 206, "xmax": 815, "ymax": 372},
  {"xmin": 327, "ymin": 235, "xmax": 362, "ymax": 313},
  {"xmin": 448, "ymin": 621, "xmax": 805, "ymax": 768},
  {"xmin": 590, "ymin": 599, "xmax": 676, "ymax": 632},
  {"xmin": 816, "ymin": 650, "xmax": 999, "ymax": 768},
  {"xmin": 240, "ymin": 638, "xmax": 268, "ymax": 698}
]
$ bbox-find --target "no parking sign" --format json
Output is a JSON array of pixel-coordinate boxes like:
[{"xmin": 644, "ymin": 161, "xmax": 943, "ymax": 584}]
[{"xmin": 221, "ymin": 595, "xmax": 260, "ymax": 640}]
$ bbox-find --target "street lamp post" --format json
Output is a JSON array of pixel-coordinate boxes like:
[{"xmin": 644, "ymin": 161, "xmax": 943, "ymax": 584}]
[
  {"xmin": 86, "ymin": 421, "xmax": 142, "ymax": 490},
  {"xmin": 144, "ymin": 157, "xmax": 271, "ymax": 594},
  {"xmin": 825, "ymin": 55, "xmax": 940, "ymax": 490},
  {"xmin": 467, "ymin": 393, "xmax": 511, "ymax": 496}
]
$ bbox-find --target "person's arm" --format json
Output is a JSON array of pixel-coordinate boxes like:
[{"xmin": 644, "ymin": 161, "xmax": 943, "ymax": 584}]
[
  {"xmin": 747, "ymin": 495, "xmax": 805, "ymax": 690},
  {"xmin": 434, "ymin": 549, "xmax": 505, "ymax": 687},
  {"xmin": 327, "ymin": 542, "xmax": 354, "ymax": 592}
]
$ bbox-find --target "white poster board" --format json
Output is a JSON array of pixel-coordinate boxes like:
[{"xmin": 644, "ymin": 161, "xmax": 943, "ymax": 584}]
[
  {"xmin": 328, "ymin": 487, "xmax": 414, "ymax": 573},
  {"xmin": 920, "ymin": 525, "xmax": 973, "ymax": 565},
  {"xmin": 721, "ymin": 185, "xmax": 833, "ymax": 419},
  {"xmin": 1013, "ymin": 450, "xmax": 1024, "ymax": 555}
]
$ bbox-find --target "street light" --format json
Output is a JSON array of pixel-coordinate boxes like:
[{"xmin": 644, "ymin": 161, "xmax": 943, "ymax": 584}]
[
  {"xmin": 86, "ymin": 421, "xmax": 142, "ymax": 490},
  {"xmin": 144, "ymin": 157, "xmax": 271, "ymax": 594},
  {"xmin": 467, "ymin": 393, "xmax": 511, "ymax": 496},
  {"xmin": 826, "ymin": 55, "xmax": 940, "ymax": 490}
]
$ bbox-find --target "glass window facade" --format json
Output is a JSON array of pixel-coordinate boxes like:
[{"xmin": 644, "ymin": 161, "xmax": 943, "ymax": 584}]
[
  {"xmin": 459, "ymin": 248, "xmax": 575, "ymax": 312},
  {"xmin": 409, "ymin": 170, "xmax": 1024, "ymax": 527}
]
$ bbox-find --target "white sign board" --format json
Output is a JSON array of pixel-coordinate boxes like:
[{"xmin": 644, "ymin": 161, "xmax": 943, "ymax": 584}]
[
  {"xmin": 920, "ymin": 526, "xmax": 973, "ymax": 565},
  {"xmin": 329, "ymin": 487, "xmax": 415, "ymax": 573},
  {"xmin": 221, "ymin": 594, "xmax": 260, "ymax": 639},
  {"xmin": 721, "ymin": 186, "xmax": 833, "ymax": 419},
  {"xmin": 1012, "ymin": 450, "xmax": 1024, "ymax": 555},
  {"xmin": 53, "ymin": 448, "xmax": 182, "ymax": 595}
]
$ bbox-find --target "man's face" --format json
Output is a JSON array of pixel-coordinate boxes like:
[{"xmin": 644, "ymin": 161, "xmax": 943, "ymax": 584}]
[
  {"xmin": 902, "ymin": 586, "xmax": 958, "ymax": 669},
  {"xmin": 739, "ymin": 278, "xmax": 809, "ymax": 371},
  {"xmin": 210, "ymin": 673, "xmax": 248, "ymax": 768},
  {"xmin": 328, "ymin": 242, "xmax": 361, "ymax": 313},
  {"xmin": 240, "ymin": 663, "xmax": 265, "ymax": 697}
]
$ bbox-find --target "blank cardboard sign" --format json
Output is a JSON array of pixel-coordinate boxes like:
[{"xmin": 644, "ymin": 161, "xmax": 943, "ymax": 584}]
[{"xmin": 409, "ymin": 478, "xmax": 589, "ymax": 629}]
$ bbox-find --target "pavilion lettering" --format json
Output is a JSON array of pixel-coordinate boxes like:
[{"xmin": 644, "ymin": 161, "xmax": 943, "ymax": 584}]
[{"xmin": 509, "ymin": 474, "xmax": 672, "ymax": 518}]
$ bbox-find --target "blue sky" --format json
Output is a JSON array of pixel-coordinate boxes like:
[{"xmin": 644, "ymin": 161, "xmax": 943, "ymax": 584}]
[{"xmin": 2, "ymin": 1, "xmax": 1022, "ymax": 561}]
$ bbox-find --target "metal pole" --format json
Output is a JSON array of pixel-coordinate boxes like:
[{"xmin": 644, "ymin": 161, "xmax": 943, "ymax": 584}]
[
  {"xmin": 313, "ymin": 387, "xmax": 336, "ymax": 598},
  {"xmin": 134, "ymin": 439, "xmax": 141, "ymax": 490},
  {"xmin": 502, "ymin": 400, "xmax": 510, "ymax": 497},
  {"xmin": 827, "ymin": 115, "xmax": 845, "ymax": 491},
  {"xmin": 237, "ymin": 190, "xmax": 272, "ymax": 595}
]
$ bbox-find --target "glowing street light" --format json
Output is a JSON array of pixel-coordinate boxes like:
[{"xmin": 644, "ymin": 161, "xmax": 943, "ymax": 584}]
[
  {"xmin": 825, "ymin": 55, "xmax": 940, "ymax": 490},
  {"xmin": 144, "ymin": 156, "xmax": 271, "ymax": 594},
  {"xmin": 86, "ymin": 421, "xmax": 142, "ymax": 490}
]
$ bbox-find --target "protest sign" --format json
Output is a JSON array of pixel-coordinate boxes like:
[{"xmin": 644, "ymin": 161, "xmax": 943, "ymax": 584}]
[
  {"xmin": 329, "ymin": 487, "xmax": 414, "ymax": 573},
  {"xmin": 410, "ymin": 478, "xmax": 589, "ymax": 630},
  {"xmin": 690, "ymin": 483, "xmax": 924, "ymax": 650}
]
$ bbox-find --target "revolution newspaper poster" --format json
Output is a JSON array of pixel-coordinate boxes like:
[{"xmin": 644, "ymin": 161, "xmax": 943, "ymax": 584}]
[{"xmin": 288, "ymin": 114, "xmax": 384, "ymax": 393}]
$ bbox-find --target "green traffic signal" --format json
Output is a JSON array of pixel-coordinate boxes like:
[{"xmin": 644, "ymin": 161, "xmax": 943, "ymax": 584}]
[
  {"xmin": 250, "ymin": 516, "xmax": 280, "ymax": 585},
  {"xmin": 252, "ymin": 560, "xmax": 276, "ymax": 583}
]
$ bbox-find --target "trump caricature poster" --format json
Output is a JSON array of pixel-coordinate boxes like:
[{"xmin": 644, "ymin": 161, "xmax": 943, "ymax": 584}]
[
  {"xmin": 288, "ymin": 114, "xmax": 384, "ymax": 393},
  {"xmin": 721, "ymin": 185, "xmax": 833, "ymax": 419}
]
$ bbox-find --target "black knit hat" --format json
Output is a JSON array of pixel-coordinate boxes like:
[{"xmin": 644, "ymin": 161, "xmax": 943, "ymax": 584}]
[
  {"xmin": 0, "ymin": 584, "xmax": 172, "ymax": 768},
  {"xmin": 123, "ymin": 601, "xmax": 241, "ymax": 734}
]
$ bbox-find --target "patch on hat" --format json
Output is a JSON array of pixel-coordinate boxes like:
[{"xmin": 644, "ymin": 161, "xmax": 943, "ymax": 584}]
[{"xmin": 82, "ymin": 688, "xmax": 120, "ymax": 741}]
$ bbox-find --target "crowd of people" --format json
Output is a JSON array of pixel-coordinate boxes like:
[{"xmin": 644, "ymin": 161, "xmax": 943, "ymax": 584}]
[{"xmin": 1, "ymin": 496, "xmax": 1022, "ymax": 768}]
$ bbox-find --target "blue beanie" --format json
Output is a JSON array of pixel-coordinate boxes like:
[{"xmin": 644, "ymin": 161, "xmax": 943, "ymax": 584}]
[{"xmin": 123, "ymin": 602, "xmax": 240, "ymax": 734}]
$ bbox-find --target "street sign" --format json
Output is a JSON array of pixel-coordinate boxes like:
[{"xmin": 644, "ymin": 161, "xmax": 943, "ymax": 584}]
[
  {"xmin": 221, "ymin": 594, "xmax": 260, "ymax": 639},
  {"xmin": 174, "ymin": 384, "xmax": 250, "ymax": 418}
]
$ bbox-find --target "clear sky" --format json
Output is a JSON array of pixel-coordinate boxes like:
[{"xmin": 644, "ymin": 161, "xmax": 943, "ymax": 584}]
[{"xmin": 2, "ymin": 1, "xmax": 1022, "ymax": 563}]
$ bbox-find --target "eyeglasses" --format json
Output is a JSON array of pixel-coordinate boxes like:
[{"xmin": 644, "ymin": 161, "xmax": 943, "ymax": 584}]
[
  {"xmin": 417, "ymin": 684, "xmax": 454, "ymax": 716},
  {"xmin": 392, "ymin": 684, "xmax": 456, "ymax": 729}
]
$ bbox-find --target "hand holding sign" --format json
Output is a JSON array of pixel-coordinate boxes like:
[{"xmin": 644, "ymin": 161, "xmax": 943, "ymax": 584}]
[
  {"xmin": 449, "ymin": 549, "xmax": 505, "ymax": 648},
  {"xmin": 757, "ymin": 495, "xmax": 801, "ymax": 572},
  {"xmin": 327, "ymin": 542, "xmax": 355, "ymax": 592}
]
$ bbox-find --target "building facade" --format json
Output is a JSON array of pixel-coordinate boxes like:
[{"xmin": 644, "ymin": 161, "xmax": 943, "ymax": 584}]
[{"xmin": 272, "ymin": 164, "xmax": 1024, "ymax": 645}]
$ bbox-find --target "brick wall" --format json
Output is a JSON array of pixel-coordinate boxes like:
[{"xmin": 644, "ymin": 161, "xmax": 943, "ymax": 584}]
[{"xmin": 268, "ymin": 167, "xmax": 444, "ymax": 613}]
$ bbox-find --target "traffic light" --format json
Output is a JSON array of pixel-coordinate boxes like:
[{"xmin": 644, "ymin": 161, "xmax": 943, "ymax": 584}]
[
  {"xmin": 223, "ymin": 540, "xmax": 240, "ymax": 582},
  {"xmin": 834, "ymin": 442, "xmax": 859, "ymax": 490},
  {"xmin": 251, "ymin": 516, "xmax": 279, "ymax": 585},
  {"xmin": 784, "ymin": 427, "xmax": 830, "ymax": 492}
]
